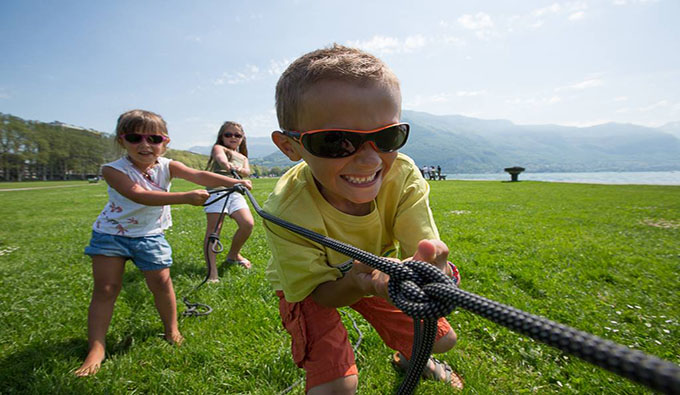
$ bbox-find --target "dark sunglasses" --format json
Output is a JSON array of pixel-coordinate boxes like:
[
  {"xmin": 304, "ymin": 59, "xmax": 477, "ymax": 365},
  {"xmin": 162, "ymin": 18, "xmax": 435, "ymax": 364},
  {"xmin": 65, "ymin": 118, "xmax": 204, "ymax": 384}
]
[
  {"xmin": 281, "ymin": 123, "xmax": 409, "ymax": 158},
  {"xmin": 122, "ymin": 133, "xmax": 169, "ymax": 145},
  {"xmin": 222, "ymin": 132, "xmax": 243, "ymax": 139}
]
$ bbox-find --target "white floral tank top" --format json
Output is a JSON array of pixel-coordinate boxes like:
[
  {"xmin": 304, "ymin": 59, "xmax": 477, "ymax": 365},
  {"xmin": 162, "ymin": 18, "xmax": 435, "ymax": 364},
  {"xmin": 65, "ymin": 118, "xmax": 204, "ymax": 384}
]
[{"xmin": 92, "ymin": 156, "xmax": 173, "ymax": 237}]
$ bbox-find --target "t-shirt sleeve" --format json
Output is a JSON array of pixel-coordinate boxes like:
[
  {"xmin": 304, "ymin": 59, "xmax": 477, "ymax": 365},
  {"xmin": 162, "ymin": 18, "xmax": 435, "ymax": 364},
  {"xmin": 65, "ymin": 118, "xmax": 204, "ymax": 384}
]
[
  {"xmin": 264, "ymin": 219, "xmax": 340, "ymax": 303},
  {"xmin": 393, "ymin": 163, "xmax": 440, "ymax": 258}
]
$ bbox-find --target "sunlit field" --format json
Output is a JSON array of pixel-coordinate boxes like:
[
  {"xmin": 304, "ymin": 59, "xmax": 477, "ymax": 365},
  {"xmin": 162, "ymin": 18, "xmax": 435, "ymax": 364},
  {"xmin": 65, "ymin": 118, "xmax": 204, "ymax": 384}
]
[{"xmin": 0, "ymin": 178, "xmax": 678, "ymax": 393}]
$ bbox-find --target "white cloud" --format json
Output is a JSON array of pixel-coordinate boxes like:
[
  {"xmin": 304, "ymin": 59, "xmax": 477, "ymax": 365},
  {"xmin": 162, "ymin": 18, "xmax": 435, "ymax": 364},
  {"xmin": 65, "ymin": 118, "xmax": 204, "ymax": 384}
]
[
  {"xmin": 614, "ymin": 96, "xmax": 629, "ymax": 102},
  {"xmin": 639, "ymin": 100, "xmax": 670, "ymax": 112},
  {"xmin": 505, "ymin": 95, "xmax": 562, "ymax": 106},
  {"xmin": 268, "ymin": 58, "xmax": 293, "ymax": 76},
  {"xmin": 347, "ymin": 35, "xmax": 428, "ymax": 55},
  {"xmin": 568, "ymin": 11, "xmax": 586, "ymax": 20},
  {"xmin": 458, "ymin": 12, "xmax": 496, "ymax": 39},
  {"xmin": 241, "ymin": 109, "xmax": 279, "ymax": 136},
  {"xmin": 612, "ymin": 0, "xmax": 658, "ymax": 5},
  {"xmin": 532, "ymin": 3, "xmax": 562, "ymax": 17},
  {"xmin": 214, "ymin": 64, "xmax": 261, "ymax": 85},
  {"xmin": 556, "ymin": 78, "xmax": 604, "ymax": 91},
  {"xmin": 456, "ymin": 90, "xmax": 487, "ymax": 97}
]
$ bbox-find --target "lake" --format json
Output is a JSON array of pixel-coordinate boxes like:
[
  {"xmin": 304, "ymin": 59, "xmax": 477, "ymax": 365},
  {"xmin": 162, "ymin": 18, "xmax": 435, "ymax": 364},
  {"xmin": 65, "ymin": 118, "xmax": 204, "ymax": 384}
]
[{"xmin": 444, "ymin": 171, "xmax": 680, "ymax": 185}]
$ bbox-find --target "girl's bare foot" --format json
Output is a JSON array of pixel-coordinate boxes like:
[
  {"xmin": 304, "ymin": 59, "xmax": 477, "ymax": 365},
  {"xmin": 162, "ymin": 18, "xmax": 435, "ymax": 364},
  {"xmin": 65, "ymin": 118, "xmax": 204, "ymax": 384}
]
[
  {"xmin": 74, "ymin": 348, "xmax": 105, "ymax": 377},
  {"xmin": 165, "ymin": 332, "xmax": 184, "ymax": 346}
]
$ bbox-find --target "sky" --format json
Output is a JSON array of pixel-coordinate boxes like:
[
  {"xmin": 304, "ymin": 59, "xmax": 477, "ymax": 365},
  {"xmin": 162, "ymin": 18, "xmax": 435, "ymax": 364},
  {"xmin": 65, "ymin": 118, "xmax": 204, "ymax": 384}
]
[{"xmin": 1, "ymin": 0, "xmax": 679, "ymax": 150}]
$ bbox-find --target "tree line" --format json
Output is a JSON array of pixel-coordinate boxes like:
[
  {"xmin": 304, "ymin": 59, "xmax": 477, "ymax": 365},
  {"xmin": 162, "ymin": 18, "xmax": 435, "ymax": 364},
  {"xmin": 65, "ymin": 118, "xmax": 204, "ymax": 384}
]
[{"xmin": 0, "ymin": 113, "xmax": 288, "ymax": 182}]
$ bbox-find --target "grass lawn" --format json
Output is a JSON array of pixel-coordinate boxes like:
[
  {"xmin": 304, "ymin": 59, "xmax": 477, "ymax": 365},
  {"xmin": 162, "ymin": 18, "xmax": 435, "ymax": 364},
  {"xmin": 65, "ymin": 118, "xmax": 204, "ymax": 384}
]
[{"xmin": 0, "ymin": 178, "xmax": 678, "ymax": 394}]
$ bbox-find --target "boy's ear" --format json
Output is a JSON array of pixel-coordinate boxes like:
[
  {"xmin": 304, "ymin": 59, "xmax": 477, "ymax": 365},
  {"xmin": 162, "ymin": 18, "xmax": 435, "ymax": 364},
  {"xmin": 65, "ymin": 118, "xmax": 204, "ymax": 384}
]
[{"xmin": 271, "ymin": 131, "xmax": 302, "ymax": 161}]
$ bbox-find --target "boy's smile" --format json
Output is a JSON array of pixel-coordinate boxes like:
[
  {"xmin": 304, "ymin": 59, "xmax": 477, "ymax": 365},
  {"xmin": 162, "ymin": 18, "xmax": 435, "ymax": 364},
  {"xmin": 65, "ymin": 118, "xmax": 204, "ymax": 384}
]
[{"xmin": 294, "ymin": 79, "xmax": 402, "ymax": 215}]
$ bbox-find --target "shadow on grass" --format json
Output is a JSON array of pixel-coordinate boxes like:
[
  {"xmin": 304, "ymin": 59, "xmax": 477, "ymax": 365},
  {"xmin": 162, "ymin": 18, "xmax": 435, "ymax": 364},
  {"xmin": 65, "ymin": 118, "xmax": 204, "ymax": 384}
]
[{"xmin": 0, "ymin": 327, "xmax": 158, "ymax": 393}]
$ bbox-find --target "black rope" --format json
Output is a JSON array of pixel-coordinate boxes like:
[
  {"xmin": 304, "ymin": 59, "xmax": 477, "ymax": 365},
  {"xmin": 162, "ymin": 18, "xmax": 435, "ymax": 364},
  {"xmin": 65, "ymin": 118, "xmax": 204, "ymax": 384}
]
[
  {"xmin": 220, "ymin": 182, "xmax": 680, "ymax": 394},
  {"xmin": 181, "ymin": 188, "xmax": 235, "ymax": 317}
]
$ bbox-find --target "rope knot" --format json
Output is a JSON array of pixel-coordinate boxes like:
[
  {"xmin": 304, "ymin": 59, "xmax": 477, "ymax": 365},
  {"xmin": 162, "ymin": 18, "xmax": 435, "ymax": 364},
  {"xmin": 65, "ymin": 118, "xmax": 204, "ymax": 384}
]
[{"xmin": 387, "ymin": 260, "xmax": 458, "ymax": 320}]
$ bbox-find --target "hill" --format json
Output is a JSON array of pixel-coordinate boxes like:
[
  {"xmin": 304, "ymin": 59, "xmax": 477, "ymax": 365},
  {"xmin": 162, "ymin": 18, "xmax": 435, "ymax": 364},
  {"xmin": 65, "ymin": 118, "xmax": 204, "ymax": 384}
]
[
  {"xmin": 0, "ymin": 113, "xmax": 210, "ymax": 181},
  {"xmin": 400, "ymin": 111, "xmax": 680, "ymax": 173},
  {"xmin": 212, "ymin": 111, "xmax": 680, "ymax": 173}
]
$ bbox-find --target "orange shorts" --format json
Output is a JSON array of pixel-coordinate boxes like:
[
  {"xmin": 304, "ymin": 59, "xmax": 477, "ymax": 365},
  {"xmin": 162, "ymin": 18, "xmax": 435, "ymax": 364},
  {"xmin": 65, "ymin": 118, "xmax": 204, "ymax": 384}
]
[{"xmin": 276, "ymin": 291, "xmax": 452, "ymax": 391}]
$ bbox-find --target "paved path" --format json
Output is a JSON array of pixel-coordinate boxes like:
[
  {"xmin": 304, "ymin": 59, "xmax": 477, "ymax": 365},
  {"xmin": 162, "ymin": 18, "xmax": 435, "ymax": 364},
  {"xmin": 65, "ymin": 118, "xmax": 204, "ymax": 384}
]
[{"xmin": 0, "ymin": 183, "xmax": 101, "ymax": 192}]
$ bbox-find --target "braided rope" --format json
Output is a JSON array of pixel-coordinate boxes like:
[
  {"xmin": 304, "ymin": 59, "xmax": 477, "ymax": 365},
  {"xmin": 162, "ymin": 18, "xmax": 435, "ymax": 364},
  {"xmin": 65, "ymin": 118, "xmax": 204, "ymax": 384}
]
[{"xmin": 220, "ymin": 183, "xmax": 680, "ymax": 394}]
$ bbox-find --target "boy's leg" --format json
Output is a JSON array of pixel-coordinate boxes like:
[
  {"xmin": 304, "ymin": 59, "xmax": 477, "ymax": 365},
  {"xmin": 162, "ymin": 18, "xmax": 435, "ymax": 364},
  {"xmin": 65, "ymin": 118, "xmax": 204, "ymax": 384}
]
[
  {"xmin": 226, "ymin": 208, "xmax": 254, "ymax": 266},
  {"xmin": 204, "ymin": 213, "xmax": 224, "ymax": 280},
  {"xmin": 143, "ymin": 268, "xmax": 182, "ymax": 344},
  {"xmin": 277, "ymin": 291, "xmax": 358, "ymax": 393},
  {"xmin": 352, "ymin": 296, "xmax": 460, "ymax": 385},
  {"xmin": 75, "ymin": 255, "xmax": 126, "ymax": 376},
  {"xmin": 352, "ymin": 296, "xmax": 455, "ymax": 358}
]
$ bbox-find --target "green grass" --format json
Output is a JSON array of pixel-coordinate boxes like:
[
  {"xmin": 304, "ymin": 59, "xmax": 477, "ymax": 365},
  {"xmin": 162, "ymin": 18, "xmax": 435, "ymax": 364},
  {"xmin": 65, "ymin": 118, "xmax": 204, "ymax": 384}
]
[{"xmin": 0, "ymin": 179, "xmax": 678, "ymax": 394}]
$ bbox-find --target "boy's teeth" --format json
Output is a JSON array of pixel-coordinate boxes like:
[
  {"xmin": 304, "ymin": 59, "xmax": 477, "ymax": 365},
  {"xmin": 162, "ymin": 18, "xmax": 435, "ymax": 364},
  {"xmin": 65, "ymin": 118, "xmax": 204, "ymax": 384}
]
[{"xmin": 345, "ymin": 173, "xmax": 377, "ymax": 184}]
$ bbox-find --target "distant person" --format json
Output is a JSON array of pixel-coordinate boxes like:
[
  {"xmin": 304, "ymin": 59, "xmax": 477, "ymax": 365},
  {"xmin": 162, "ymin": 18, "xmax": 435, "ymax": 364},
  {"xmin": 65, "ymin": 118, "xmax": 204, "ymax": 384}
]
[
  {"xmin": 429, "ymin": 165, "xmax": 437, "ymax": 180},
  {"xmin": 203, "ymin": 121, "xmax": 255, "ymax": 279},
  {"xmin": 265, "ymin": 44, "xmax": 463, "ymax": 392},
  {"xmin": 437, "ymin": 165, "xmax": 442, "ymax": 179},
  {"xmin": 76, "ymin": 110, "xmax": 251, "ymax": 376},
  {"xmin": 421, "ymin": 165, "xmax": 429, "ymax": 178}
]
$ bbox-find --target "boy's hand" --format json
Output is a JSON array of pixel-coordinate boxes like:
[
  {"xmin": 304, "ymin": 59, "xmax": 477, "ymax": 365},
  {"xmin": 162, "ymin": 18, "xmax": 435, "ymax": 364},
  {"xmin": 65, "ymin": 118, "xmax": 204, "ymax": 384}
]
[
  {"xmin": 410, "ymin": 239, "xmax": 449, "ymax": 275},
  {"xmin": 348, "ymin": 260, "xmax": 396, "ymax": 301},
  {"xmin": 185, "ymin": 189, "xmax": 210, "ymax": 206}
]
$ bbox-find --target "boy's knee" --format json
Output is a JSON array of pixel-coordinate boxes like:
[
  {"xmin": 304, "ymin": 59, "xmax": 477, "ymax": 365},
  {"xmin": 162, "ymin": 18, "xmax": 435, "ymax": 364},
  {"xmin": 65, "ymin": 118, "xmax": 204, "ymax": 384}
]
[{"xmin": 432, "ymin": 328, "xmax": 457, "ymax": 353}]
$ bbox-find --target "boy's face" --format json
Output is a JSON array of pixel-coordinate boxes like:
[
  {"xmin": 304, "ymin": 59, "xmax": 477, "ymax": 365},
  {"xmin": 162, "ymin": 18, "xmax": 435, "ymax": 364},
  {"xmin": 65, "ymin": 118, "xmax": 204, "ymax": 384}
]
[{"xmin": 293, "ymin": 80, "xmax": 401, "ymax": 215}]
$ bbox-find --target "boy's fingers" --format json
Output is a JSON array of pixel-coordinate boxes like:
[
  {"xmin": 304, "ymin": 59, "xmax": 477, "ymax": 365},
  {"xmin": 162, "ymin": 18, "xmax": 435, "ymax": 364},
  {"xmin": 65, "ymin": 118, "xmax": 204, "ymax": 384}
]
[
  {"xmin": 412, "ymin": 239, "xmax": 449, "ymax": 267},
  {"xmin": 412, "ymin": 239, "xmax": 436, "ymax": 262}
]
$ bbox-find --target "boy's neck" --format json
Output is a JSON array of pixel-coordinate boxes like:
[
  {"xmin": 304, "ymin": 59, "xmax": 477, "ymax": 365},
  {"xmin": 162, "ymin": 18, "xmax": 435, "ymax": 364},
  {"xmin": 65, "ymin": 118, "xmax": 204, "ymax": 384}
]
[{"xmin": 314, "ymin": 178, "xmax": 372, "ymax": 216}]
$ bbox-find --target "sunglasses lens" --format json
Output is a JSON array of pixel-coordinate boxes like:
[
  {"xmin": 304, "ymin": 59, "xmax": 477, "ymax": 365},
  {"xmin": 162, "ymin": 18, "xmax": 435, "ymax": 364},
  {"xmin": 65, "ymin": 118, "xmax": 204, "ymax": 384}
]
[
  {"xmin": 373, "ymin": 124, "xmax": 409, "ymax": 152},
  {"xmin": 223, "ymin": 133, "xmax": 243, "ymax": 138},
  {"xmin": 147, "ymin": 135, "xmax": 165, "ymax": 144},
  {"xmin": 304, "ymin": 131, "xmax": 360, "ymax": 158},
  {"xmin": 123, "ymin": 133, "xmax": 143, "ymax": 143},
  {"xmin": 302, "ymin": 124, "xmax": 409, "ymax": 158}
]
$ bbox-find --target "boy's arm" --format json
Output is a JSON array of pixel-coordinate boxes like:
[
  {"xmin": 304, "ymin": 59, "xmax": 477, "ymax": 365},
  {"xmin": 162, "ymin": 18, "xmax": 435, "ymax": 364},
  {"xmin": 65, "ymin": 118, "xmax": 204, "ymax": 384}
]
[
  {"xmin": 102, "ymin": 166, "xmax": 208, "ymax": 206},
  {"xmin": 311, "ymin": 263, "xmax": 390, "ymax": 307},
  {"xmin": 169, "ymin": 160, "xmax": 252, "ymax": 190},
  {"xmin": 312, "ymin": 239, "xmax": 451, "ymax": 308}
]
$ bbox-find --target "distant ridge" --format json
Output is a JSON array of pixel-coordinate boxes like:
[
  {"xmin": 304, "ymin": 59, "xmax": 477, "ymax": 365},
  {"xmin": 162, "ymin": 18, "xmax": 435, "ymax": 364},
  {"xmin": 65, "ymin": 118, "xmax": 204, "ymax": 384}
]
[{"xmin": 7, "ymin": 111, "xmax": 680, "ymax": 173}]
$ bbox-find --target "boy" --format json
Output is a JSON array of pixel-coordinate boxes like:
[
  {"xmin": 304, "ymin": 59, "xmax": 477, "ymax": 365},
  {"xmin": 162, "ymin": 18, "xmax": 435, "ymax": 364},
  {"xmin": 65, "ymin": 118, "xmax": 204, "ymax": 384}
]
[{"xmin": 264, "ymin": 44, "xmax": 463, "ymax": 393}]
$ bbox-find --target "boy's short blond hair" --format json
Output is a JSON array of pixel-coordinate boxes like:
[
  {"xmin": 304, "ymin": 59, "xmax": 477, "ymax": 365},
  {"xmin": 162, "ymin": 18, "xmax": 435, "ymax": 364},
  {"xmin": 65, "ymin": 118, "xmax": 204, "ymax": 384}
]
[{"xmin": 275, "ymin": 44, "xmax": 401, "ymax": 131}]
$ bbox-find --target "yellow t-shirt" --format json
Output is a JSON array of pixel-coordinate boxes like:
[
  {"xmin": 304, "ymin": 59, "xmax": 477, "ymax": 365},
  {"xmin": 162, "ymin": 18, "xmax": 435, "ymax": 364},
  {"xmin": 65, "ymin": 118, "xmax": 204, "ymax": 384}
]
[{"xmin": 263, "ymin": 153, "xmax": 439, "ymax": 302}]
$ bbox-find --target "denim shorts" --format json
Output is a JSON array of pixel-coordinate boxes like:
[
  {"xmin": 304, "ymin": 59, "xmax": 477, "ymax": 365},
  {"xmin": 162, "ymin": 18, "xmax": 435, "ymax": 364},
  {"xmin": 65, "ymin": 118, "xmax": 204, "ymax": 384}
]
[{"xmin": 84, "ymin": 231, "xmax": 173, "ymax": 271}]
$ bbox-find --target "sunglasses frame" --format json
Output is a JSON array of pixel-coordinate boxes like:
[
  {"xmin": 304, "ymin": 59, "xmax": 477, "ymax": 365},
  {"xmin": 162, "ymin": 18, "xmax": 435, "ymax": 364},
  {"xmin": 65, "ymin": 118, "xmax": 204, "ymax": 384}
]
[
  {"xmin": 281, "ymin": 122, "xmax": 409, "ymax": 158},
  {"xmin": 222, "ymin": 132, "xmax": 244, "ymax": 139},
  {"xmin": 121, "ymin": 133, "xmax": 169, "ymax": 145}
]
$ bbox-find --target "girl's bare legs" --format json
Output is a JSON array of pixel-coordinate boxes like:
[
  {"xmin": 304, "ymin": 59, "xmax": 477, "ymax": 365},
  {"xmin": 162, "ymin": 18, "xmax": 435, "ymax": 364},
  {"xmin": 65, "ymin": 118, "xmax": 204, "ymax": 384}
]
[
  {"xmin": 204, "ymin": 213, "xmax": 224, "ymax": 280},
  {"xmin": 225, "ymin": 208, "xmax": 254, "ymax": 268},
  {"xmin": 75, "ymin": 256, "xmax": 126, "ymax": 376},
  {"xmin": 143, "ymin": 268, "xmax": 183, "ymax": 344}
]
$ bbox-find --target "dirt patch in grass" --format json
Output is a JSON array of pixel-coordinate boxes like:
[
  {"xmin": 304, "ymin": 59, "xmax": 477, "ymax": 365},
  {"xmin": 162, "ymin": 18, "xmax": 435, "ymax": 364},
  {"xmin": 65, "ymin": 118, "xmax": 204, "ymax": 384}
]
[{"xmin": 641, "ymin": 218, "xmax": 680, "ymax": 229}]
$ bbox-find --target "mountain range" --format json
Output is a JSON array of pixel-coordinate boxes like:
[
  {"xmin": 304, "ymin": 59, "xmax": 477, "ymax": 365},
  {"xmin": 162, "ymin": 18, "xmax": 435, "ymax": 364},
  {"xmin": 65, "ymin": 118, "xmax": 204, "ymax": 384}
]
[{"xmin": 188, "ymin": 110, "xmax": 680, "ymax": 173}]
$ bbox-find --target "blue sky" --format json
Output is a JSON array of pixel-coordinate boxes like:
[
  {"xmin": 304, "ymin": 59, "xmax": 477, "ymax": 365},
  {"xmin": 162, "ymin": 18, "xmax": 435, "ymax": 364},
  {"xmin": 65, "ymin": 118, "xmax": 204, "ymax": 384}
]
[{"xmin": 1, "ymin": 0, "xmax": 678, "ymax": 150}]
